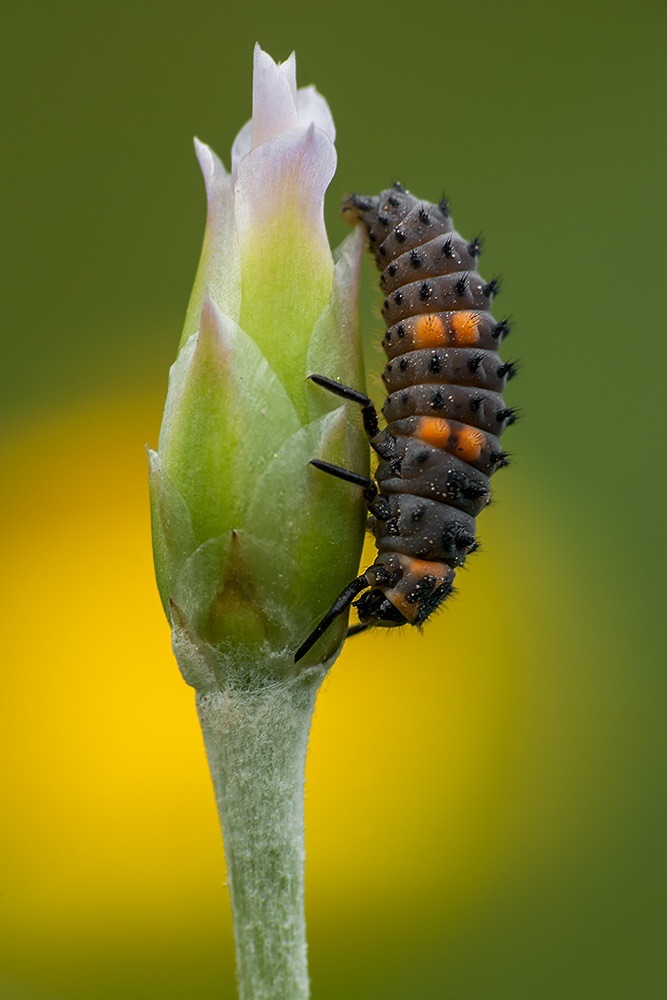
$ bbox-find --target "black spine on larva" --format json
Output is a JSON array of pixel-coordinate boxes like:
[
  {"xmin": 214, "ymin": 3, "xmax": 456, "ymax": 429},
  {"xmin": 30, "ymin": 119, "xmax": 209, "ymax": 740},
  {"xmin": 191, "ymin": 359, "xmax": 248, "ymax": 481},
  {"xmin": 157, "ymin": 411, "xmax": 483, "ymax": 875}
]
[{"xmin": 341, "ymin": 186, "xmax": 515, "ymax": 628}]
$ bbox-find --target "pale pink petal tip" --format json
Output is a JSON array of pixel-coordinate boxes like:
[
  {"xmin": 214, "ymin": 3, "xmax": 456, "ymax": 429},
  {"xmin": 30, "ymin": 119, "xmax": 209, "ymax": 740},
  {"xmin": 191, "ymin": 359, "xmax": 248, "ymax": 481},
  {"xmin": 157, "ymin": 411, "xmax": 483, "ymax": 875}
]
[
  {"xmin": 296, "ymin": 86, "xmax": 336, "ymax": 142},
  {"xmin": 250, "ymin": 45, "xmax": 299, "ymax": 151},
  {"xmin": 230, "ymin": 121, "xmax": 253, "ymax": 174},
  {"xmin": 194, "ymin": 137, "xmax": 228, "ymax": 184},
  {"xmin": 232, "ymin": 46, "xmax": 336, "ymax": 178}
]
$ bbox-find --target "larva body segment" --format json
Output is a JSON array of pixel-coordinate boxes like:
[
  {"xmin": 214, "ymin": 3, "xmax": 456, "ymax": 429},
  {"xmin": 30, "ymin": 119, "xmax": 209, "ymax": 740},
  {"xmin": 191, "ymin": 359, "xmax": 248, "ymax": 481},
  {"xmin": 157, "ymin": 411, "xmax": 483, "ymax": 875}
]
[{"xmin": 294, "ymin": 184, "xmax": 515, "ymax": 663}]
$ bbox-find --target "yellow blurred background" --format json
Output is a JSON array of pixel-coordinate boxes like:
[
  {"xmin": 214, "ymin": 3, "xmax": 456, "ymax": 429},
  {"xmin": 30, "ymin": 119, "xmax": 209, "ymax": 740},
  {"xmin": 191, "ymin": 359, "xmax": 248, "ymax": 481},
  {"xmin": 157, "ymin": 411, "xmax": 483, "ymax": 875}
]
[{"xmin": 1, "ymin": 1, "xmax": 665, "ymax": 997}]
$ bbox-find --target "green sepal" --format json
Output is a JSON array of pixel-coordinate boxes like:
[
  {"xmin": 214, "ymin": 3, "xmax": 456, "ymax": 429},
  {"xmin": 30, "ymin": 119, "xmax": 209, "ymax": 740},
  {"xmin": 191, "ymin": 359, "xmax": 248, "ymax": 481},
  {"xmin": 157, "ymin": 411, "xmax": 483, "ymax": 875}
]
[
  {"xmin": 159, "ymin": 297, "xmax": 301, "ymax": 546},
  {"xmin": 148, "ymin": 449, "xmax": 196, "ymax": 618}
]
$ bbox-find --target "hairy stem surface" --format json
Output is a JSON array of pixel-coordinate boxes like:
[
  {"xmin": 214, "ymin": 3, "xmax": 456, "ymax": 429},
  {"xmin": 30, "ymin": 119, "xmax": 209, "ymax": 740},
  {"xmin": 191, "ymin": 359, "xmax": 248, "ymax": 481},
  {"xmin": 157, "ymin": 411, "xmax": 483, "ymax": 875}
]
[{"xmin": 196, "ymin": 667, "xmax": 326, "ymax": 1000}]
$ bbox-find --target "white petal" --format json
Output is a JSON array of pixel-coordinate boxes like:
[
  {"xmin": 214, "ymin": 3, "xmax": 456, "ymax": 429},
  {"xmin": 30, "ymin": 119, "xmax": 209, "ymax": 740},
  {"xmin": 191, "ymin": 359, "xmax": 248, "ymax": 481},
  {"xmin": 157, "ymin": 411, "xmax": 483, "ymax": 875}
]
[
  {"xmin": 231, "ymin": 48, "xmax": 335, "ymax": 176},
  {"xmin": 250, "ymin": 44, "xmax": 298, "ymax": 151},
  {"xmin": 278, "ymin": 50, "xmax": 297, "ymax": 103},
  {"xmin": 230, "ymin": 119, "xmax": 253, "ymax": 173},
  {"xmin": 296, "ymin": 85, "xmax": 336, "ymax": 142},
  {"xmin": 231, "ymin": 47, "xmax": 299, "ymax": 175},
  {"xmin": 234, "ymin": 121, "xmax": 336, "ymax": 261},
  {"xmin": 194, "ymin": 135, "xmax": 229, "ymax": 188},
  {"xmin": 180, "ymin": 138, "xmax": 240, "ymax": 345}
]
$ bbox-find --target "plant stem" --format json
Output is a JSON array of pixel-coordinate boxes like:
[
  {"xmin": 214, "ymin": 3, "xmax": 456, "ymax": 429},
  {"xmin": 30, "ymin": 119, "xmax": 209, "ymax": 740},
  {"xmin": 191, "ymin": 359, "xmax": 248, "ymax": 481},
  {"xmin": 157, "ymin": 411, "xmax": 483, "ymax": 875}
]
[{"xmin": 196, "ymin": 667, "xmax": 326, "ymax": 1000}]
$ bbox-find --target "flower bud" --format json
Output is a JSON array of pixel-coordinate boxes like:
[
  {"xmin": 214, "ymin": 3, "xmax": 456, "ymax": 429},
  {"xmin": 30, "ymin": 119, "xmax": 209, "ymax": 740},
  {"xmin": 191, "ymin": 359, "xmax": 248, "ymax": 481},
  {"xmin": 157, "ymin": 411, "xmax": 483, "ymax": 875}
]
[{"xmin": 149, "ymin": 45, "xmax": 367, "ymax": 685}]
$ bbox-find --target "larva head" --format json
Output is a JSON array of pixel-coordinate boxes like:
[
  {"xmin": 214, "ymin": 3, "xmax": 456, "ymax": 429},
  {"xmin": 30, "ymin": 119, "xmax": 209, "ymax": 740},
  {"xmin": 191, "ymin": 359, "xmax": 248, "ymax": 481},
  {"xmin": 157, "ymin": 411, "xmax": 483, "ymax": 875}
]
[
  {"xmin": 354, "ymin": 588, "xmax": 409, "ymax": 628},
  {"xmin": 341, "ymin": 183, "xmax": 415, "ymax": 232},
  {"xmin": 341, "ymin": 192, "xmax": 380, "ymax": 228}
]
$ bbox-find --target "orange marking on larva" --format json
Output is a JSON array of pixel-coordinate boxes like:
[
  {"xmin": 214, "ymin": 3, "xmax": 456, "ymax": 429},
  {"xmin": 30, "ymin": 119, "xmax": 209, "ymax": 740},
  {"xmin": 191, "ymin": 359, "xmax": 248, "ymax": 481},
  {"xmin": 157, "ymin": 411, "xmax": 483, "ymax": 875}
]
[
  {"xmin": 414, "ymin": 313, "xmax": 446, "ymax": 347},
  {"xmin": 416, "ymin": 417, "xmax": 451, "ymax": 450},
  {"xmin": 451, "ymin": 310, "xmax": 480, "ymax": 345},
  {"xmin": 404, "ymin": 557, "xmax": 447, "ymax": 580},
  {"xmin": 455, "ymin": 425, "xmax": 486, "ymax": 462},
  {"xmin": 390, "ymin": 592, "xmax": 420, "ymax": 622}
]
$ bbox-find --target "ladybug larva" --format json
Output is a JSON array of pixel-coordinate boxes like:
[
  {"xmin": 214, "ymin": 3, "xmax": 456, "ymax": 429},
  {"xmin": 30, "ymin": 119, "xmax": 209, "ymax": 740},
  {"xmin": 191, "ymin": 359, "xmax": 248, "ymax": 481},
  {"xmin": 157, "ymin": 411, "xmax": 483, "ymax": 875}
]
[{"xmin": 294, "ymin": 182, "xmax": 516, "ymax": 662}]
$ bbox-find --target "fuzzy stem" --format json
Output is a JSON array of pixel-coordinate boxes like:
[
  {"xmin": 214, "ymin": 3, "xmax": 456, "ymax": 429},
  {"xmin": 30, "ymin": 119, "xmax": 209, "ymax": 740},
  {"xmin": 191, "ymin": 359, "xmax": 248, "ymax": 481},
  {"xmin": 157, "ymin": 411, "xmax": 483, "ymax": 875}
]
[{"xmin": 196, "ymin": 667, "xmax": 326, "ymax": 1000}]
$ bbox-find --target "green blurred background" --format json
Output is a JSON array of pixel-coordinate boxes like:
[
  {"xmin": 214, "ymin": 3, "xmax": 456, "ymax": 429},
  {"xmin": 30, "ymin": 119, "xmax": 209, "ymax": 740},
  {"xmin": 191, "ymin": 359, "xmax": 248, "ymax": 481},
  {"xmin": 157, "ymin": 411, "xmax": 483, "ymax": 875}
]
[{"xmin": 2, "ymin": 1, "xmax": 665, "ymax": 997}]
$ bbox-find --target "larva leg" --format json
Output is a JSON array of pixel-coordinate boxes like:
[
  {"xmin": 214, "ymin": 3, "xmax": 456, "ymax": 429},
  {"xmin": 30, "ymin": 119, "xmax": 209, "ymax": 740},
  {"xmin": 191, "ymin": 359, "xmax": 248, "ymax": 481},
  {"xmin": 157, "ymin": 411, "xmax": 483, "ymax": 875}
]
[
  {"xmin": 308, "ymin": 373, "xmax": 396, "ymax": 457},
  {"xmin": 310, "ymin": 461, "xmax": 391, "ymax": 530},
  {"xmin": 308, "ymin": 373, "xmax": 380, "ymax": 438},
  {"xmin": 309, "ymin": 459, "xmax": 378, "ymax": 502},
  {"xmin": 294, "ymin": 573, "xmax": 371, "ymax": 663}
]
